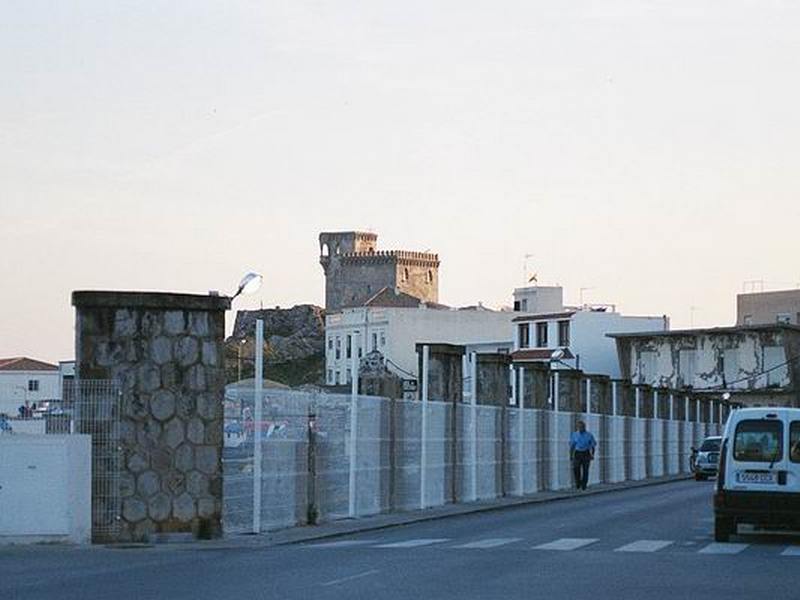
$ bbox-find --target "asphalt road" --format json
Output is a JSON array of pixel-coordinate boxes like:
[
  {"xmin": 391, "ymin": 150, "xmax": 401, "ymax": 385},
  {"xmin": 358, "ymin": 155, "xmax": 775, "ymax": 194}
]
[{"xmin": 4, "ymin": 480, "xmax": 799, "ymax": 600}]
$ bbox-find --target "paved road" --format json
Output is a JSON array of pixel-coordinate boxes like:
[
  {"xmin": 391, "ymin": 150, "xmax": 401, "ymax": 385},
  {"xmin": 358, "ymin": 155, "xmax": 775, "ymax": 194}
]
[{"xmin": 4, "ymin": 480, "xmax": 799, "ymax": 600}]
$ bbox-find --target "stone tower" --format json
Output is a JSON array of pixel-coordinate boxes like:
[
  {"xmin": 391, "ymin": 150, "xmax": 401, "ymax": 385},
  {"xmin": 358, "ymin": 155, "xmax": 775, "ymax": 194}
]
[{"xmin": 319, "ymin": 231, "xmax": 440, "ymax": 311}]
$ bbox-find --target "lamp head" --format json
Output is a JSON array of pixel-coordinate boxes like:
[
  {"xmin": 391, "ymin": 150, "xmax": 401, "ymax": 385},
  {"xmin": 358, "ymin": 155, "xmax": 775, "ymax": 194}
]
[
  {"xmin": 550, "ymin": 349, "xmax": 565, "ymax": 361},
  {"xmin": 232, "ymin": 272, "xmax": 263, "ymax": 301}
]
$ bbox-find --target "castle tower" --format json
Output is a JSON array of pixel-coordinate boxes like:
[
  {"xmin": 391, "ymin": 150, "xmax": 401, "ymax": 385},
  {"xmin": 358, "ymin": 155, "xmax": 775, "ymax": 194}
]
[{"xmin": 319, "ymin": 231, "xmax": 440, "ymax": 311}]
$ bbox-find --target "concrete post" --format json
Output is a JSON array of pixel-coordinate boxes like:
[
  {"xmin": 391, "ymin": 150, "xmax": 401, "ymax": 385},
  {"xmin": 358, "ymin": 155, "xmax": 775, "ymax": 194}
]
[
  {"xmin": 518, "ymin": 366, "xmax": 525, "ymax": 495},
  {"xmin": 653, "ymin": 390, "xmax": 659, "ymax": 420},
  {"xmin": 348, "ymin": 330, "xmax": 359, "ymax": 517},
  {"xmin": 669, "ymin": 393, "xmax": 674, "ymax": 421},
  {"xmin": 612, "ymin": 381, "xmax": 618, "ymax": 416},
  {"xmin": 419, "ymin": 344, "xmax": 430, "ymax": 509},
  {"xmin": 635, "ymin": 387, "xmax": 641, "ymax": 418},
  {"xmin": 470, "ymin": 352, "xmax": 478, "ymax": 501}
]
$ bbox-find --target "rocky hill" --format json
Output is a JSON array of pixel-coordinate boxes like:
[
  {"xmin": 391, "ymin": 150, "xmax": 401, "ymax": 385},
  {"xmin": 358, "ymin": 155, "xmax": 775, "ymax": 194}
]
[{"xmin": 225, "ymin": 305, "xmax": 325, "ymax": 387}]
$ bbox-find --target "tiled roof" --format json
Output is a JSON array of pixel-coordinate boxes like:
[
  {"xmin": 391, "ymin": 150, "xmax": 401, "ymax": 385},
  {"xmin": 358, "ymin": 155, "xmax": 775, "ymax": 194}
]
[{"xmin": 0, "ymin": 357, "xmax": 58, "ymax": 372}]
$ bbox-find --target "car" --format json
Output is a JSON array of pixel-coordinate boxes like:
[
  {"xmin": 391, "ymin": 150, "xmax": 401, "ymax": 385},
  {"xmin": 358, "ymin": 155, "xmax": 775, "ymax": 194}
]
[
  {"xmin": 691, "ymin": 436, "xmax": 722, "ymax": 480},
  {"xmin": 714, "ymin": 407, "xmax": 800, "ymax": 542}
]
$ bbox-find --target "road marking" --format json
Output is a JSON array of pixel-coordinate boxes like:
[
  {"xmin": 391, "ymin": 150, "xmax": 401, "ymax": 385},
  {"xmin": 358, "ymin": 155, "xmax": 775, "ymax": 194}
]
[
  {"xmin": 781, "ymin": 547, "xmax": 800, "ymax": 556},
  {"xmin": 374, "ymin": 538, "xmax": 450, "ymax": 548},
  {"xmin": 533, "ymin": 538, "xmax": 599, "ymax": 551},
  {"xmin": 321, "ymin": 569, "xmax": 380, "ymax": 587},
  {"xmin": 615, "ymin": 540, "xmax": 673, "ymax": 553},
  {"xmin": 307, "ymin": 540, "xmax": 376, "ymax": 548},
  {"xmin": 699, "ymin": 543, "xmax": 749, "ymax": 555},
  {"xmin": 454, "ymin": 538, "xmax": 523, "ymax": 549}
]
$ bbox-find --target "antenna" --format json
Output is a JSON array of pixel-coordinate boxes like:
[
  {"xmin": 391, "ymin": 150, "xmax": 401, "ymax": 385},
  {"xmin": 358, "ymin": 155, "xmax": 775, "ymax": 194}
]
[
  {"xmin": 579, "ymin": 287, "xmax": 595, "ymax": 305},
  {"xmin": 689, "ymin": 305, "xmax": 700, "ymax": 328},
  {"xmin": 523, "ymin": 254, "xmax": 535, "ymax": 285}
]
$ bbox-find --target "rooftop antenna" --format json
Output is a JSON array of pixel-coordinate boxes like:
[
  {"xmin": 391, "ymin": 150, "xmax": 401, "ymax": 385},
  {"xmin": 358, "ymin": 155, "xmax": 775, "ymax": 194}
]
[
  {"xmin": 523, "ymin": 254, "xmax": 535, "ymax": 285},
  {"xmin": 689, "ymin": 305, "xmax": 700, "ymax": 328},
  {"xmin": 579, "ymin": 287, "xmax": 595, "ymax": 306}
]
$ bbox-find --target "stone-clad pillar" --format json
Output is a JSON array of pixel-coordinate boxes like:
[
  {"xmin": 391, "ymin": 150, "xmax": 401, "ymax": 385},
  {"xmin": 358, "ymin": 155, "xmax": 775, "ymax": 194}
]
[
  {"xmin": 416, "ymin": 343, "xmax": 465, "ymax": 403},
  {"xmin": 73, "ymin": 291, "xmax": 230, "ymax": 543},
  {"xmin": 475, "ymin": 354, "xmax": 512, "ymax": 406}
]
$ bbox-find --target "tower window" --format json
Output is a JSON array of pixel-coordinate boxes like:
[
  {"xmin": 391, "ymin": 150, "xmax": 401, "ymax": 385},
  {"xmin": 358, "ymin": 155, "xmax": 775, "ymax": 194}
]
[
  {"xmin": 403, "ymin": 268, "xmax": 409, "ymax": 282},
  {"xmin": 427, "ymin": 270, "xmax": 433, "ymax": 284},
  {"xmin": 321, "ymin": 243, "xmax": 329, "ymax": 257}
]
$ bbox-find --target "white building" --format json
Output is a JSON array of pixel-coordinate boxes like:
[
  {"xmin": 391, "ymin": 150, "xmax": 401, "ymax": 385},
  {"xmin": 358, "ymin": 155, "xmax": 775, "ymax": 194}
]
[
  {"xmin": 0, "ymin": 357, "xmax": 60, "ymax": 416},
  {"xmin": 325, "ymin": 303, "xmax": 514, "ymax": 384},
  {"xmin": 511, "ymin": 303, "xmax": 668, "ymax": 379}
]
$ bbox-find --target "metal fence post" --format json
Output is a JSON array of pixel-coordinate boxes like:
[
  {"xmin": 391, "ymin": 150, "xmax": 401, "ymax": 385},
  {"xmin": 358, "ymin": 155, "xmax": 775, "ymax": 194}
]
[
  {"xmin": 348, "ymin": 331, "xmax": 359, "ymax": 518},
  {"xmin": 253, "ymin": 319, "xmax": 264, "ymax": 534},
  {"xmin": 420, "ymin": 345, "xmax": 430, "ymax": 509}
]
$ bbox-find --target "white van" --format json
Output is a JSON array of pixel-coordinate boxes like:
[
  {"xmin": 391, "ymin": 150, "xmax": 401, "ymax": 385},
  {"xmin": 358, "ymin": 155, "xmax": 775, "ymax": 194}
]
[{"xmin": 714, "ymin": 407, "xmax": 800, "ymax": 542}]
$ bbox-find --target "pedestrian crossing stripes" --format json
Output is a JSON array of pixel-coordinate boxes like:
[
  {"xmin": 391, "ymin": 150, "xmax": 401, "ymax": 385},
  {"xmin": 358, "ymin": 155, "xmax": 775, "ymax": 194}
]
[
  {"xmin": 305, "ymin": 537, "xmax": 800, "ymax": 556},
  {"xmin": 533, "ymin": 538, "xmax": 598, "ymax": 551},
  {"xmin": 615, "ymin": 540, "xmax": 673, "ymax": 553},
  {"xmin": 374, "ymin": 538, "xmax": 450, "ymax": 548},
  {"xmin": 453, "ymin": 538, "xmax": 523, "ymax": 549},
  {"xmin": 699, "ymin": 543, "xmax": 749, "ymax": 555}
]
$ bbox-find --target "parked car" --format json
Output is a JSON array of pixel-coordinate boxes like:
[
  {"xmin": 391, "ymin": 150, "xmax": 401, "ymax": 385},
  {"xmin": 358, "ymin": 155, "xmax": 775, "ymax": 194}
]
[
  {"xmin": 690, "ymin": 436, "xmax": 722, "ymax": 480},
  {"xmin": 714, "ymin": 407, "xmax": 800, "ymax": 542}
]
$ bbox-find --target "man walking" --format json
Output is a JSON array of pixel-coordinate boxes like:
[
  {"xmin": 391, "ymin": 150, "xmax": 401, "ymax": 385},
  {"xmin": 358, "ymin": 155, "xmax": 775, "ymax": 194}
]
[{"xmin": 570, "ymin": 420, "xmax": 597, "ymax": 491}]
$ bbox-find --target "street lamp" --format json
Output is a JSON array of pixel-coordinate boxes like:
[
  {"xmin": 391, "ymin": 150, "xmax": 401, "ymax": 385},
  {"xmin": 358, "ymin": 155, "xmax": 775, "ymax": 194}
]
[
  {"xmin": 231, "ymin": 272, "xmax": 263, "ymax": 301},
  {"xmin": 549, "ymin": 348, "xmax": 578, "ymax": 370}
]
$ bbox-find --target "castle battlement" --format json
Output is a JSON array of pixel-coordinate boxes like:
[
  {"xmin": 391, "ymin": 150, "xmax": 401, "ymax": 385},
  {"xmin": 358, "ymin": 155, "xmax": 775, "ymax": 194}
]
[{"xmin": 319, "ymin": 231, "xmax": 440, "ymax": 311}]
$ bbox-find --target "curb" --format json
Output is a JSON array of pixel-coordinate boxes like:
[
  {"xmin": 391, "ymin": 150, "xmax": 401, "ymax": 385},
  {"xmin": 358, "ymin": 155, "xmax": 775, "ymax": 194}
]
[{"xmin": 232, "ymin": 473, "xmax": 695, "ymax": 548}]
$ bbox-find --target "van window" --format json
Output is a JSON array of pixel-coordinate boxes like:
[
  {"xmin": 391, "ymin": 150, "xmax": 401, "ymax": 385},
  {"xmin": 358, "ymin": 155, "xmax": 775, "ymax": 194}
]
[
  {"xmin": 791, "ymin": 422, "xmax": 800, "ymax": 463},
  {"xmin": 733, "ymin": 420, "xmax": 783, "ymax": 463}
]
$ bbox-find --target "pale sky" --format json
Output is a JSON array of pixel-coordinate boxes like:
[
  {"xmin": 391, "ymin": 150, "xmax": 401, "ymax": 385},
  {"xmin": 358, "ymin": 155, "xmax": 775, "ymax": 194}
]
[{"xmin": 2, "ymin": 1, "xmax": 799, "ymax": 363}]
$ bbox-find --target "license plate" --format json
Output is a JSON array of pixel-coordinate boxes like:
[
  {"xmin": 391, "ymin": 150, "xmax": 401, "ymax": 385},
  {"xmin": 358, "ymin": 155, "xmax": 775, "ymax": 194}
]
[{"xmin": 735, "ymin": 471, "xmax": 777, "ymax": 484}]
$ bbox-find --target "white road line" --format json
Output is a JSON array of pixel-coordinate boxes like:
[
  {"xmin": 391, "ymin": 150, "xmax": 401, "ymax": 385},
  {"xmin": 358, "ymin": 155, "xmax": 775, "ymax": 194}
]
[
  {"xmin": 533, "ymin": 538, "xmax": 599, "ymax": 551},
  {"xmin": 374, "ymin": 538, "xmax": 450, "ymax": 548},
  {"xmin": 321, "ymin": 569, "xmax": 380, "ymax": 587},
  {"xmin": 699, "ymin": 543, "xmax": 749, "ymax": 555},
  {"xmin": 307, "ymin": 540, "xmax": 376, "ymax": 548},
  {"xmin": 615, "ymin": 540, "xmax": 673, "ymax": 553},
  {"xmin": 780, "ymin": 547, "xmax": 800, "ymax": 556},
  {"xmin": 454, "ymin": 538, "xmax": 523, "ymax": 549}
]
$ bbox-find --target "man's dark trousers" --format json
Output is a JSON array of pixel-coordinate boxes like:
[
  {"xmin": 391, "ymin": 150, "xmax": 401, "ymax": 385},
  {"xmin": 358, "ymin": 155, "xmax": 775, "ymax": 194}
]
[{"xmin": 573, "ymin": 450, "xmax": 592, "ymax": 490}]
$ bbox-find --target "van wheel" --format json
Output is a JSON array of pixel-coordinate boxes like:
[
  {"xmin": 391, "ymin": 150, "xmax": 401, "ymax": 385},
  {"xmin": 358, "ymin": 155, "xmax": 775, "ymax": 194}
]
[{"xmin": 714, "ymin": 517, "xmax": 734, "ymax": 543}]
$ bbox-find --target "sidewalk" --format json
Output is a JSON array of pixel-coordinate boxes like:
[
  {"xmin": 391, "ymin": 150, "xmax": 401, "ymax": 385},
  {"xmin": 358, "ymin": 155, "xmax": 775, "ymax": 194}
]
[{"xmin": 191, "ymin": 473, "xmax": 692, "ymax": 551}]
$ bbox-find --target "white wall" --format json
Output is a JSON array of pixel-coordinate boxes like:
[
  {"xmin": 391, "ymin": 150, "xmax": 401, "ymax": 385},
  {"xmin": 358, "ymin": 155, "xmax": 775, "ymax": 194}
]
[
  {"xmin": 0, "ymin": 371, "xmax": 60, "ymax": 416},
  {"xmin": 0, "ymin": 435, "xmax": 92, "ymax": 544},
  {"xmin": 570, "ymin": 313, "xmax": 666, "ymax": 378}
]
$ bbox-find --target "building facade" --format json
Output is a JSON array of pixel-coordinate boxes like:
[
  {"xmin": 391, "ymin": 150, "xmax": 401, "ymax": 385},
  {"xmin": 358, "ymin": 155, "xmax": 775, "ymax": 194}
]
[
  {"xmin": 610, "ymin": 325, "xmax": 800, "ymax": 406},
  {"xmin": 512, "ymin": 285, "xmax": 564, "ymax": 314},
  {"xmin": 737, "ymin": 289, "xmax": 800, "ymax": 326},
  {"xmin": 511, "ymin": 308, "xmax": 668, "ymax": 378},
  {"xmin": 319, "ymin": 231, "xmax": 439, "ymax": 311},
  {"xmin": 324, "ymin": 306, "xmax": 514, "ymax": 384},
  {"xmin": 0, "ymin": 357, "xmax": 60, "ymax": 416}
]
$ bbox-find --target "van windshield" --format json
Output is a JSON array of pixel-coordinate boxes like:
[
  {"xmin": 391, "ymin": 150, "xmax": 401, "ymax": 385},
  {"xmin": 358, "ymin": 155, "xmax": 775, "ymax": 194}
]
[
  {"xmin": 699, "ymin": 438, "xmax": 721, "ymax": 452},
  {"xmin": 733, "ymin": 420, "xmax": 782, "ymax": 463},
  {"xmin": 791, "ymin": 422, "xmax": 800, "ymax": 464}
]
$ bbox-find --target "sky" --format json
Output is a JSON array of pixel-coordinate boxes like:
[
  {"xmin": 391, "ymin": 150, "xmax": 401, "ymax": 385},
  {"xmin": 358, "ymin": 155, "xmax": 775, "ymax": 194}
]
[{"xmin": 2, "ymin": 0, "xmax": 799, "ymax": 363}]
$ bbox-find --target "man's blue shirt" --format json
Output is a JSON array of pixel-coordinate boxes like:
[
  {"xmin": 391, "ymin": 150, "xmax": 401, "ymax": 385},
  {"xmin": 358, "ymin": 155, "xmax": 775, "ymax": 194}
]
[{"xmin": 570, "ymin": 430, "xmax": 596, "ymax": 452}]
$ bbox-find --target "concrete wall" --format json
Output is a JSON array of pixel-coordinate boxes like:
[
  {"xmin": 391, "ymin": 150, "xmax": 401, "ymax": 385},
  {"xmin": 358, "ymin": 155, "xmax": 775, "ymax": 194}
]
[
  {"xmin": 0, "ymin": 435, "xmax": 91, "ymax": 544},
  {"xmin": 737, "ymin": 289, "xmax": 800, "ymax": 325},
  {"xmin": 73, "ymin": 291, "xmax": 230, "ymax": 542}
]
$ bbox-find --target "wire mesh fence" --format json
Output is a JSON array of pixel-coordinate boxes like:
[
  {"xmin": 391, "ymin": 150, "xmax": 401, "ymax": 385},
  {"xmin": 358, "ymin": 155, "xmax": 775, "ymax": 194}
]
[{"xmin": 221, "ymin": 386, "xmax": 724, "ymax": 536}]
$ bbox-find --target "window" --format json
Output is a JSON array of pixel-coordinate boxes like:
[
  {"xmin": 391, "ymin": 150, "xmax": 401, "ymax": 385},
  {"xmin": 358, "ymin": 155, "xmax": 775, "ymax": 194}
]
[
  {"xmin": 372, "ymin": 332, "xmax": 378, "ymax": 351},
  {"xmin": 558, "ymin": 320, "xmax": 570, "ymax": 346},
  {"xmin": 536, "ymin": 322, "xmax": 548, "ymax": 348},
  {"xmin": 346, "ymin": 335, "xmax": 352, "ymax": 359},
  {"xmin": 346, "ymin": 370, "xmax": 352, "ymax": 384},
  {"xmin": 790, "ymin": 422, "xmax": 800, "ymax": 463},
  {"xmin": 335, "ymin": 337, "xmax": 341, "ymax": 360},
  {"xmin": 335, "ymin": 370, "xmax": 340, "ymax": 384},
  {"xmin": 327, "ymin": 369, "xmax": 333, "ymax": 384},
  {"xmin": 402, "ymin": 268, "xmax": 409, "ymax": 282},
  {"xmin": 722, "ymin": 348, "xmax": 739, "ymax": 386},
  {"xmin": 679, "ymin": 349, "xmax": 696, "ymax": 388},
  {"xmin": 777, "ymin": 313, "xmax": 792, "ymax": 325},
  {"xmin": 699, "ymin": 438, "xmax": 721, "ymax": 452},
  {"xmin": 518, "ymin": 323, "xmax": 530, "ymax": 348},
  {"xmin": 327, "ymin": 337, "xmax": 333, "ymax": 351},
  {"xmin": 28, "ymin": 380, "xmax": 39, "ymax": 392},
  {"xmin": 763, "ymin": 346, "xmax": 788, "ymax": 387},
  {"xmin": 734, "ymin": 419, "xmax": 782, "ymax": 463},
  {"xmin": 427, "ymin": 270, "xmax": 433, "ymax": 284},
  {"xmin": 380, "ymin": 332, "xmax": 386, "ymax": 347}
]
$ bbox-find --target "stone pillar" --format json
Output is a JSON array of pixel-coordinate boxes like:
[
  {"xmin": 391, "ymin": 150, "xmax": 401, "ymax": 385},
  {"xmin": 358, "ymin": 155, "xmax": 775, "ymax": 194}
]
[
  {"xmin": 73, "ymin": 291, "xmax": 230, "ymax": 543},
  {"xmin": 475, "ymin": 353, "xmax": 512, "ymax": 406},
  {"xmin": 416, "ymin": 343, "xmax": 465, "ymax": 403},
  {"xmin": 557, "ymin": 369, "xmax": 583, "ymax": 413},
  {"xmin": 520, "ymin": 362, "xmax": 550, "ymax": 409}
]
